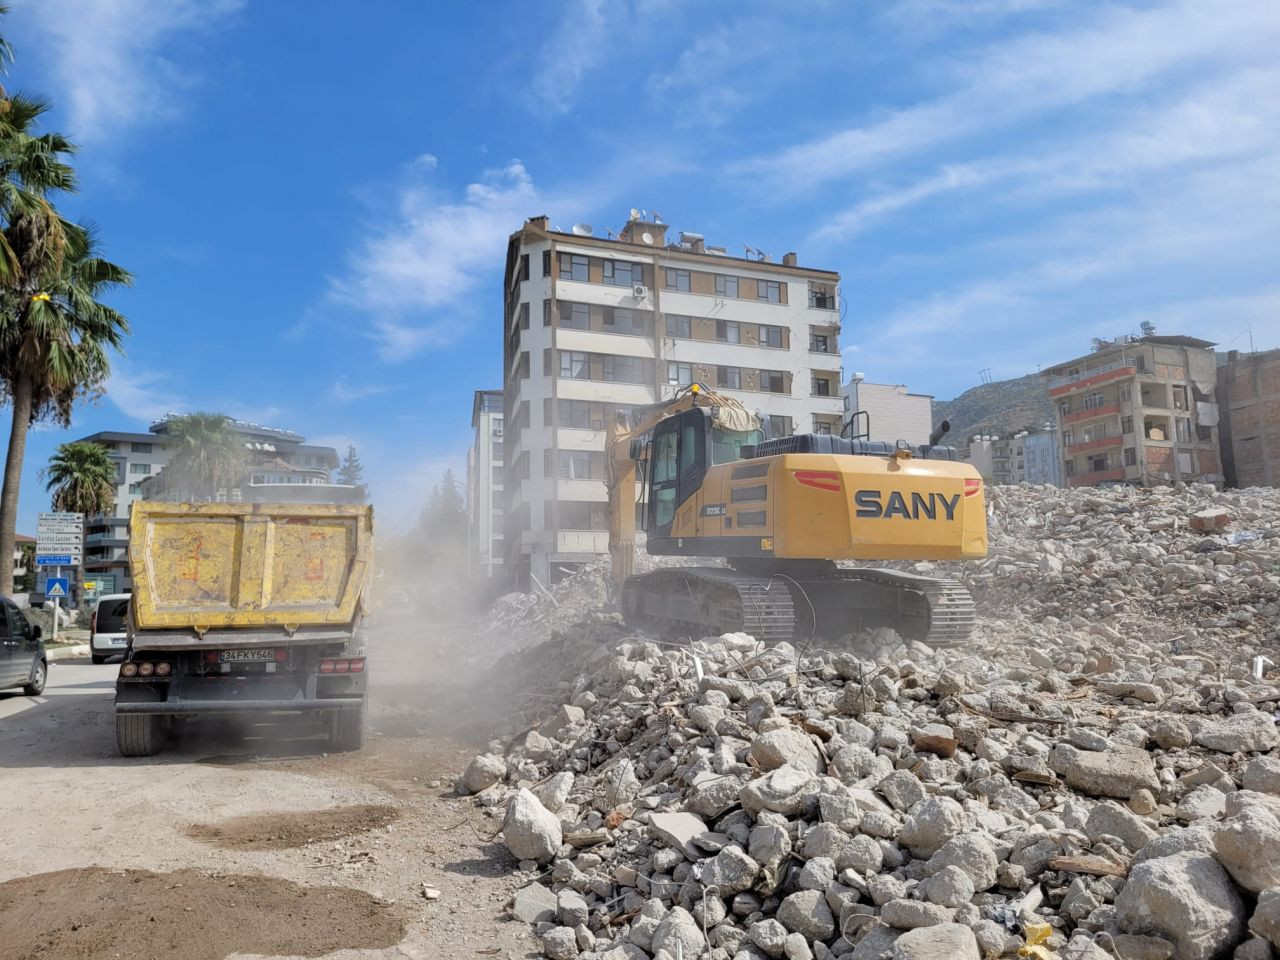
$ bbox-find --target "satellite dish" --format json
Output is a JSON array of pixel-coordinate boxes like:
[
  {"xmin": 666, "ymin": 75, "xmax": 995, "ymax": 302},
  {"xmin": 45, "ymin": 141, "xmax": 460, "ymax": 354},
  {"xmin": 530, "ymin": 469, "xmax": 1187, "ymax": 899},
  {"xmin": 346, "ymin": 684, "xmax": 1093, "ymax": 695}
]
[
  {"xmin": 641, "ymin": 231, "xmax": 654, "ymax": 245},
  {"xmin": 572, "ymin": 223, "xmax": 594, "ymax": 236},
  {"xmin": 629, "ymin": 208, "xmax": 642, "ymax": 221}
]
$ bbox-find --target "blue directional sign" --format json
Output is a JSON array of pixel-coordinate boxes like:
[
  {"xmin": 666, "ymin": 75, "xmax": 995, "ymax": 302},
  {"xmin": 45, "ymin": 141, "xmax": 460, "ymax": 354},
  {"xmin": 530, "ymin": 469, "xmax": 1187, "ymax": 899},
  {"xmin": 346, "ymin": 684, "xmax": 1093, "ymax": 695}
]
[
  {"xmin": 36, "ymin": 555, "xmax": 72, "ymax": 567},
  {"xmin": 45, "ymin": 577, "xmax": 69, "ymax": 598}
]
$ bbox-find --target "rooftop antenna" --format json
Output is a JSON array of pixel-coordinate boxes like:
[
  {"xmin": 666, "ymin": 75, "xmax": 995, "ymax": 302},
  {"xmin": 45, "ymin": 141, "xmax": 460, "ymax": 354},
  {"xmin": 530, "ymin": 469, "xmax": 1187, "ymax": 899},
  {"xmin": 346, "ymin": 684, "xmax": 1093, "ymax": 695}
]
[
  {"xmin": 605, "ymin": 228, "xmax": 617, "ymax": 240},
  {"xmin": 743, "ymin": 245, "xmax": 755, "ymax": 258},
  {"xmin": 979, "ymin": 368, "xmax": 992, "ymax": 385},
  {"xmin": 571, "ymin": 223, "xmax": 594, "ymax": 236},
  {"xmin": 652, "ymin": 211, "xmax": 663, "ymax": 223}
]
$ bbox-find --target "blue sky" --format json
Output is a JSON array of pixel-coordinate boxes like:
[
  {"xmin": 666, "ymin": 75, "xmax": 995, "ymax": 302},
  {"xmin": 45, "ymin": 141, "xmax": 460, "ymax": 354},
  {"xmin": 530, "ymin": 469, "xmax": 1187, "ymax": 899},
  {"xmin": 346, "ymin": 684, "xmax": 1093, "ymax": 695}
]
[{"xmin": 4, "ymin": 0, "xmax": 1278, "ymax": 534}]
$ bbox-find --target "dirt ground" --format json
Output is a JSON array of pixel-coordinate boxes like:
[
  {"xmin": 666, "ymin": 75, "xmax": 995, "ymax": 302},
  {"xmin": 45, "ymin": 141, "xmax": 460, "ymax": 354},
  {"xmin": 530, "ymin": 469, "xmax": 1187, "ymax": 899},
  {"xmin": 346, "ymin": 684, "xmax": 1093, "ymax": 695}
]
[{"xmin": 0, "ymin": 621, "xmax": 540, "ymax": 960}]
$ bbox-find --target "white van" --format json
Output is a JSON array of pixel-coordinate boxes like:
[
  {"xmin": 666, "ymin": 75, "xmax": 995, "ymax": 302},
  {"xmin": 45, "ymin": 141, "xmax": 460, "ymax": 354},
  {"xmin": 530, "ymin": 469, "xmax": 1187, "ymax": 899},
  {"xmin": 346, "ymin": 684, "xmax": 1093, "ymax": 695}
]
[{"xmin": 90, "ymin": 593, "xmax": 130, "ymax": 665}]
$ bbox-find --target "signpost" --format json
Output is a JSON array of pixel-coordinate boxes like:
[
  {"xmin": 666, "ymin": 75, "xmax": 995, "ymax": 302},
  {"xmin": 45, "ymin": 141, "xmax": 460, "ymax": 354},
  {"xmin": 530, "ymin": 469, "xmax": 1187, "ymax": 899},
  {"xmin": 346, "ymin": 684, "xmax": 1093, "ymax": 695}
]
[{"xmin": 36, "ymin": 512, "xmax": 83, "ymax": 642}]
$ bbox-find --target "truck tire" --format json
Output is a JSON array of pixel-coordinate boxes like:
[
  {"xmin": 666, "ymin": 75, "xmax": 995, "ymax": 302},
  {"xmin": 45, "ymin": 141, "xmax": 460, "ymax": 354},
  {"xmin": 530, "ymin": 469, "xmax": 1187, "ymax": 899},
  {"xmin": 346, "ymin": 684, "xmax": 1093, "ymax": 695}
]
[
  {"xmin": 329, "ymin": 706, "xmax": 365, "ymax": 752},
  {"xmin": 116, "ymin": 714, "xmax": 165, "ymax": 757}
]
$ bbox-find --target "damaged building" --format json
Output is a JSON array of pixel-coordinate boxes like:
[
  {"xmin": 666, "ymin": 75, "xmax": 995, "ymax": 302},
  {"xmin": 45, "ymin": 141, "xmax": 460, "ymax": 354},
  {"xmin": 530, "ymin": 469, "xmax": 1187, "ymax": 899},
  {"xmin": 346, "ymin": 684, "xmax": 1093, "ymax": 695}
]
[{"xmin": 1044, "ymin": 329, "xmax": 1222, "ymax": 487}]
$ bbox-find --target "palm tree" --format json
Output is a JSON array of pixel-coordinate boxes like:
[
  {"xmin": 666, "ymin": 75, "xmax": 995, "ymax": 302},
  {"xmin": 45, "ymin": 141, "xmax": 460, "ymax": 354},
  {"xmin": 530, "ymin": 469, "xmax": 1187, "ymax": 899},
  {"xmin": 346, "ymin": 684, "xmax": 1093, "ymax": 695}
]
[
  {"xmin": 44, "ymin": 441, "xmax": 116, "ymax": 515},
  {"xmin": 157, "ymin": 413, "xmax": 245, "ymax": 500}
]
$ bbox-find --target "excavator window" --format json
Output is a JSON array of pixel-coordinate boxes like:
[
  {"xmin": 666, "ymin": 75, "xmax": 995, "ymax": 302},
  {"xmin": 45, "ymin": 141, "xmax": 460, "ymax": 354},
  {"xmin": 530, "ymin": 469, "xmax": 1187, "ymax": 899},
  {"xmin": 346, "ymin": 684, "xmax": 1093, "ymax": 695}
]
[
  {"xmin": 711, "ymin": 426, "xmax": 763, "ymax": 464},
  {"xmin": 651, "ymin": 426, "xmax": 679, "ymax": 530}
]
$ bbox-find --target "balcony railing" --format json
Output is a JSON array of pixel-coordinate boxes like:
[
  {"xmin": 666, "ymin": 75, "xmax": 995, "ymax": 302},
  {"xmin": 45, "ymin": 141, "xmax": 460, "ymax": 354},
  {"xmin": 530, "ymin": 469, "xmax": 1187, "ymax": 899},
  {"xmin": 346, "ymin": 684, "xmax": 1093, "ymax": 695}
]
[{"xmin": 1048, "ymin": 360, "xmax": 1136, "ymax": 390}]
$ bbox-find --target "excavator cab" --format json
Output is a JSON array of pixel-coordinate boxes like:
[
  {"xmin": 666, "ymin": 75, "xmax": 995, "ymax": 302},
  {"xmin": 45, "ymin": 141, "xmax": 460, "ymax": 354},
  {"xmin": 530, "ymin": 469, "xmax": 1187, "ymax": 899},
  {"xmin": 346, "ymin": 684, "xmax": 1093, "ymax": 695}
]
[{"xmin": 640, "ymin": 407, "xmax": 763, "ymax": 540}]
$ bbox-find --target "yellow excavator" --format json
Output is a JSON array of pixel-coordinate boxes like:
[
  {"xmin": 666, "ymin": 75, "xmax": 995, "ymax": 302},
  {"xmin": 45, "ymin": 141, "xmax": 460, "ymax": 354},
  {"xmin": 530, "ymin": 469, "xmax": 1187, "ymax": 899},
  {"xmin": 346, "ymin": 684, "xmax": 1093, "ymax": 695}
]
[{"xmin": 606, "ymin": 383, "xmax": 987, "ymax": 646}]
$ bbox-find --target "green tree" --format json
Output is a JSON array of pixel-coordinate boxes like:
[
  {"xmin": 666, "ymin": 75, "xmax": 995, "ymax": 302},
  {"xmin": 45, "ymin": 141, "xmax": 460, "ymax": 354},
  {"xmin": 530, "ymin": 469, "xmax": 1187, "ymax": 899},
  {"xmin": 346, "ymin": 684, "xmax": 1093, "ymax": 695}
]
[
  {"xmin": 155, "ymin": 413, "xmax": 245, "ymax": 500},
  {"xmin": 337, "ymin": 444, "xmax": 367, "ymax": 500},
  {"xmin": 44, "ymin": 440, "xmax": 115, "ymax": 515}
]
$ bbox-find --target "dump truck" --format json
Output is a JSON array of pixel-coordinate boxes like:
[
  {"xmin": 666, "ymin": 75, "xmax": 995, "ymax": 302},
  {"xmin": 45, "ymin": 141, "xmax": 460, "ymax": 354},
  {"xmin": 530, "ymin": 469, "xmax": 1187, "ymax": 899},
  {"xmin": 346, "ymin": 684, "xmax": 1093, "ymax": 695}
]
[{"xmin": 114, "ymin": 500, "xmax": 374, "ymax": 757}]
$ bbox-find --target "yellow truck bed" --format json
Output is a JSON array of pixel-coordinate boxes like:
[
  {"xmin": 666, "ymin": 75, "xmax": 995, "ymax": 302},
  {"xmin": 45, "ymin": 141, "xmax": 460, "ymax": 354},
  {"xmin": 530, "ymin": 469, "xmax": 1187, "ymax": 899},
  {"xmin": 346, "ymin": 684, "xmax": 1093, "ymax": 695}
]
[{"xmin": 128, "ymin": 501, "xmax": 373, "ymax": 633}]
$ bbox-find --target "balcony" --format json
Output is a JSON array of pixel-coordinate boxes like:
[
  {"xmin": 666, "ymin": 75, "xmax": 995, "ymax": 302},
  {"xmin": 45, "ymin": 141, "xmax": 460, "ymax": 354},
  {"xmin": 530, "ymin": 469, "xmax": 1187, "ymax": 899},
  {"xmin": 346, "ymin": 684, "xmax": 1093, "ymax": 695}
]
[
  {"xmin": 1066, "ymin": 435, "xmax": 1124, "ymax": 456},
  {"xmin": 1068, "ymin": 468, "xmax": 1126, "ymax": 487},
  {"xmin": 1062, "ymin": 403, "xmax": 1121, "ymax": 426},
  {"xmin": 1048, "ymin": 361, "xmax": 1136, "ymax": 397}
]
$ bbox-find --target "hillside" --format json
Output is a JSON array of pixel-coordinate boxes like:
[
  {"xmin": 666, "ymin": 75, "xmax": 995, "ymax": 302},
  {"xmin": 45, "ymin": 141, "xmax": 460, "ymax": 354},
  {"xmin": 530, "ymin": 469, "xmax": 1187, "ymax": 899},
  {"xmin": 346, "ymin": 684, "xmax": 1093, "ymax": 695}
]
[{"xmin": 934, "ymin": 371, "xmax": 1056, "ymax": 443}]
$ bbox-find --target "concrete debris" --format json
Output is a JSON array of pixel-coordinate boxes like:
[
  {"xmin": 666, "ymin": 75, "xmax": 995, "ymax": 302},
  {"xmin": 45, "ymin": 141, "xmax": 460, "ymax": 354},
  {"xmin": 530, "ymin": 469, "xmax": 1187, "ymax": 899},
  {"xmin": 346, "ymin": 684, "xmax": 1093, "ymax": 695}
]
[{"xmin": 459, "ymin": 483, "xmax": 1280, "ymax": 959}]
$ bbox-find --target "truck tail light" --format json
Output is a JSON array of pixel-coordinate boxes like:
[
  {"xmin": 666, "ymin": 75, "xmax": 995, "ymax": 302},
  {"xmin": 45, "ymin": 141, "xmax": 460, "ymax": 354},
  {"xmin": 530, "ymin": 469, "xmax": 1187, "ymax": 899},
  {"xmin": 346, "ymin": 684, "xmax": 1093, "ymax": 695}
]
[
  {"xmin": 155, "ymin": 662, "xmax": 172, "ymax": 677},
  {"xmin": 319, "ymin": 659, "xmax": 334, "ymax": 674},
  {"xmin": 120, "ymin": 662, "xmax": 138, "ymax": 677},
  {"xmin": 138, "ymin": 662, "xmax": 155, "ymax": 677},
  {"xmin": 90, "ymin": 611, "xmax": 96, "ymax": 635},
  {"xmin": 274, "ymin": 648, "xmax": 289, "ymax": 662},
  {"xmin": 964, "ymin": 478, "xmax": 983, "ymax": 498},
  {"xmin": 320, "ymin": 658, "xmax": 364, "ymax": 675},
  {"xmin": 348, "ymin": 658, "xmax": 365, "ymax": 673},
  {"xmin": 204, "ymin": 651, "xmax": 219, "ymax": 664},
  {"xmin": 334, "ymin": 659, "xmax": 350, "ymax": 673}
]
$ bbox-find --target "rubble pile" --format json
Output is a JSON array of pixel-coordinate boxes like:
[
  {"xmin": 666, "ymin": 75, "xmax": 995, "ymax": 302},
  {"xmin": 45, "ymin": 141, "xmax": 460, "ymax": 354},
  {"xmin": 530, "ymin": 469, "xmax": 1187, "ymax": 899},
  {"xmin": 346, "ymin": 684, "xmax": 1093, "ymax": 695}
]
[
  {"xmin": 954, "ymin": 483, "xmax": 1280, "ymax": 652},
  {"xmin": 458, "ymin": 483, "xmax": 1280, "ymax": 959}
]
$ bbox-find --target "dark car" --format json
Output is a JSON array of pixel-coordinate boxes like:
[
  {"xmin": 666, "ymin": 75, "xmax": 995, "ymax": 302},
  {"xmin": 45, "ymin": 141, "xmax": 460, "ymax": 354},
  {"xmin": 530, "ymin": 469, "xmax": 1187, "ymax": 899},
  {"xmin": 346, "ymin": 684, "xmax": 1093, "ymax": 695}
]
[{"xmin": 0, "ymin": 597, "xmax": 45, "ymax": 696}]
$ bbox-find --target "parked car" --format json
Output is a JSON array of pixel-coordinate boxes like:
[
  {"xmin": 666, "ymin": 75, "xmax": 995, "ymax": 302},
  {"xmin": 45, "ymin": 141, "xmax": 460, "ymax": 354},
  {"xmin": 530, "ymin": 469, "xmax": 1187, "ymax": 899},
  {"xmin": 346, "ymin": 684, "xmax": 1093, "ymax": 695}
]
[
  {"xmin": 0, "ymin": 596, "xmax": 45, "ymax": 695},
  {"xmin": 90, "ymin": 593, "xmax": 131, "ymax": 665}
]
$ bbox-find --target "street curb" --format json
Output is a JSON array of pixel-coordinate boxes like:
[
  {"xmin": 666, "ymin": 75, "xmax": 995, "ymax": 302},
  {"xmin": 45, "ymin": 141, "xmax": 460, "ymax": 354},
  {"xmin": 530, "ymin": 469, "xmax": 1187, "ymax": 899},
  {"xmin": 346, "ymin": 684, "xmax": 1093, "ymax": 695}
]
[{"xmin": 47, "ymin": 644, "xmax": 90, "ymax": 661}]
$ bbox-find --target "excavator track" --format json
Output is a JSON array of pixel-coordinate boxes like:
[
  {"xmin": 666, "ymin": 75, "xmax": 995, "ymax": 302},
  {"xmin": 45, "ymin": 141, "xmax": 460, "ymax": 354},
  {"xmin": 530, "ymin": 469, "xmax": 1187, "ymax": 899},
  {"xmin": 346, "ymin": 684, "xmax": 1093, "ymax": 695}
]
[{"xmin": 622, "ymin": 565, "xmax": 976, "ymax": 648}]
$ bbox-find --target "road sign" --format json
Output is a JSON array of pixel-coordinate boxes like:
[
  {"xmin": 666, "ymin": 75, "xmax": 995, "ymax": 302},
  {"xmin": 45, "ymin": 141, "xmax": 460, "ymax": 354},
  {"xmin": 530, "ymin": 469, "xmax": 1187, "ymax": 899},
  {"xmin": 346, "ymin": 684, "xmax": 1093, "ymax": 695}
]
[
  {"xmin": 36, "ymin": 555, "xmax": 73, "ymax": 566},
  {"xmin": 83, "ymin": 580, "xmax": 97, "ymax": 591},
  {"xmin": 38, "ymin": 511, "xmax": 83, "ymax": 533},
  {"xmin": 45, "ymin": 577, "xmax": 68, "ymax": 598},
  {"xmin": 36, "ymin": 533, "xmax": 83, "ymax": 546}
]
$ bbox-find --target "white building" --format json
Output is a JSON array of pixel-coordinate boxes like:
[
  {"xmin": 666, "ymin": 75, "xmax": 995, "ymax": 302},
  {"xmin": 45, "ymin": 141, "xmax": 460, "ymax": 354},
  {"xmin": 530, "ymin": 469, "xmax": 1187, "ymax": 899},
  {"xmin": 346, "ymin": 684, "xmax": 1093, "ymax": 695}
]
[
  {"xmin": 501, "ymin": 212, "xmax": 843, "ymax": 589},
  {"xmin": 467, "ymin": 389, "xmax": 504, "ymax": 580},
  {"xmin": 840, "ymin": 377, "xmax": 934, "ymax": 446}
]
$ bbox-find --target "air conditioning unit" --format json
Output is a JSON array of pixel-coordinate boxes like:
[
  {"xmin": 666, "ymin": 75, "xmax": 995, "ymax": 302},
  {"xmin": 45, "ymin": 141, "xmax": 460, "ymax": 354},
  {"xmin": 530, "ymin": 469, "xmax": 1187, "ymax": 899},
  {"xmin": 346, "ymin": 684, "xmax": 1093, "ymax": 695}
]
[{"xmin": 632, "ymin": 284, "xmax": 649, "ymax": 300}]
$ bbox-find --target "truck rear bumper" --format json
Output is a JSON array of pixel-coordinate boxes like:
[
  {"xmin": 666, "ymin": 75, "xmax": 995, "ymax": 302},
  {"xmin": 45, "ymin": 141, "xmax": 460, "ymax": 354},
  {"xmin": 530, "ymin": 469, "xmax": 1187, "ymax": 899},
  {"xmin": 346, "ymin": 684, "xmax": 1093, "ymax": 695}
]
[{"xmin": 115, "ymin": 697, "xmax": 364, "ymax": 716}]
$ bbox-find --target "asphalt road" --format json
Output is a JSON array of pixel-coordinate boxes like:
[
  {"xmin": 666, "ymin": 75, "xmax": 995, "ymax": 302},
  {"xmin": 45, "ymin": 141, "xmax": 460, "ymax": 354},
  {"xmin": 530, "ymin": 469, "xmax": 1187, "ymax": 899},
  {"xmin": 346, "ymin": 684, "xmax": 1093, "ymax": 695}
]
[{"xmin": 0, "ymin": 657, "xmax": 115, "ymax": 725}]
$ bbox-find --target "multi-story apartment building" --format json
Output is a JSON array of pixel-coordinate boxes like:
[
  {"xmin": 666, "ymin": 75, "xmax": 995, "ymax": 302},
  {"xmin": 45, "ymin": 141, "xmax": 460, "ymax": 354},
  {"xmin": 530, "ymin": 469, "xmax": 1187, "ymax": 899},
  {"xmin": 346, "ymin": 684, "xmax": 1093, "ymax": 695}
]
[
  {"xmin": 1217, "ymin": 348, "xmax": 1280, "ymax": 488},
  {"xmin": 840, "ymin": 376, "xmax": 934, "ymax": 445},
  {"xmin": 467, "ymin": 389, "xmax": 505, "ymax": 579},
  {"xmin": 1043, "ymin": 331, "xmax": 1222, "ymax": 488},
  {"xmin": 501, "ymin": 212, "xmax": 843, "ymax": 589},
  {"xmin": 74, "ymin": 416, "xmax": 337, "ymax": 594},
  {"xmin": 963, "ymin": 436, "xmax": 1013, "ymax": 485},
  {"xmin": 963, "ymin": 427, "xmax": 1061, "ymax": 485}
]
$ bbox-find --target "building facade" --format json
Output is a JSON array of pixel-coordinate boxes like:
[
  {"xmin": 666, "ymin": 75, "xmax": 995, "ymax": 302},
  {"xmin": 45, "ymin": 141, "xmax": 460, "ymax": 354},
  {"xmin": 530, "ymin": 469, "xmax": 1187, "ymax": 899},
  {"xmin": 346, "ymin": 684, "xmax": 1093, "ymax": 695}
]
[
  {"xmin": 501, "ymin": 212, "xmax": 843, "ymax": 589},
  {"xmin": 963, "ymin": 436, "xmax": 1012, "ymax": 485},
  {"xmin": 963, "ymin": 428, "xmax": 1062, "ymax": 486},
  {"xmin": 1217, "ymin": 348, "xmax": 1280, "ymax": 488},
  {"xmin": 75, "ymin": 417, "xmax": 337, "ymax": 594},
  {"xmin": 468, "ymin": 389, "xmax": 505, "ymax": 579},
  {"xmin": 840, "ymin": 378, "xmax": 934, "ymax": 446},
  {"xmin": 1044, "ymin": 334, "xmax": 1221, "ymax": 488}
]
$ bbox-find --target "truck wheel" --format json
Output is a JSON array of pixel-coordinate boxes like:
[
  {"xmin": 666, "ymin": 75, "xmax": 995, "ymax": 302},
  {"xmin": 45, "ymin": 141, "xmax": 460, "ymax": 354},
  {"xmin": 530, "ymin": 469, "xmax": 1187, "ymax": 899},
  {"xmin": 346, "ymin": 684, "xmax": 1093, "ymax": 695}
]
[
  {"xmin": 329, "ymin": 707, "xmax": 365, "ymax": 752},
  {"xmin": 116, "ymin": 714, "xmax": 165, "ymax": 757}
]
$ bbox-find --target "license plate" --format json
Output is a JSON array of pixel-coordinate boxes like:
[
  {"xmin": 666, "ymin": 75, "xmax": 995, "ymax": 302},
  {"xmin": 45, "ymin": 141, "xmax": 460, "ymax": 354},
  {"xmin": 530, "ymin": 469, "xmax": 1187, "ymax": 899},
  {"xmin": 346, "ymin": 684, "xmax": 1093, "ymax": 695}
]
[{"xmin": 218, "ymin": 649, "xmax": 276, "ymax": 663}]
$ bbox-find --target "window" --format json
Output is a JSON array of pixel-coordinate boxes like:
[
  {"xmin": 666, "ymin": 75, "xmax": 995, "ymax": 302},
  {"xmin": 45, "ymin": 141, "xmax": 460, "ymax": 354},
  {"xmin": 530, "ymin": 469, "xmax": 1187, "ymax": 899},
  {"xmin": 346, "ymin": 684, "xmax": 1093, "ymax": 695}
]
[
  {"xmin": 543, "ymin": 348, "xmax": 552, "ymax": 376},
  {"xmin": 604, "ymin": 355, "xmax": 647, "ymax": 383},
  {"xmin": 715, "ymin": 319, "xmax": 740, "ymax": 344},
  {"xmin": 714, "ymin": 274, "xmax": 738, "ymax": 297},
  {"xmin": 520, "ymin": 254, "xmax": 529, "ymax": 281},
  {"xmin": 517, "ymin": 351, "xmax": 529, "ymax": 379},
  {"xmin": 667, "ymin": 362, "xmax": 693, "ymax": 386},
  {"xmin": 758, "ymin": 324, "xmax": 784, "ymax": 348},
  {"xmin": 810, "ymin": 333, "xmax": 831, "ymax": 353},
  {"xmin": 558, "ymin": 400, "xmax": 588, "ymax": 428},
  {"xmin": 1083, "ymin": 391, "xmax": 1105, "ymax": 410},
  {"xmin": 1065, "ymin": 460, "xmax": 1075, "ymax": 478},
  {"xmin": 812, "ymin": 375, "xmax": 832, "ymax": 397},
  {"xmin": 1124, "ymin": 447, "xmax": 1137, "ymax": 467},
  {"xmin": 131, "ymin": 442, "xmax": 152, "ymax": 454},
  {"xmin": 1063, "ymin": 430, "xmax": 1073, "ymax": 446},
  {"xmin": 1196, "ymin": 424, "xmax": 1212, "ymax": 442},
  {"xmin": 757, "ymin": 279, "xmax": 781, "ymax": 303},
  {"xmin": 1119, "ymin": 386, "xmax": 1130, "ymax": 401},
  {"xmin": 559, "ymin": 301, "xmax": 589, "ymax": 329},
  {"xmin": 491, "ymin": 465, "xmax": 503, "ymax": 485},
  {"xmin": 1134, "ymin": 354, "xmax": 1146, "ymax": 372},
  {"xmin": 130, "ymin": 463, "xmax": 151, "ymax": 475},
  {"xmin": 1174, "ymin": 418, "xmax": 1192, "ymax": 442},
  {"xmin": 1088, "ymin": 454, "xmax": 1109, "ymax": 473},
  {"xmin": 559, "ymin": 253, "xmax": 588, "ymax": 282},
  {"xmin": 543, "ymin": 299, "xmax": 551, "ymax": 326},
  {"xmin": 809, "ymin": 281, "xmax": 837, "ymax": 309},
  {"xmin": 767, "ymin": 415, "xmax": 792, "ymax": 439},
  {"xmin": 761, "ymin": 370, "xmax": 786, "ymax": 393},
  {"xmin": 717, "ymin": 365, "xmax": 741, "ymax": 389},
  {"xmin": 603, "ymin": 259, "xmax": 643, "ymax": 287},
  {"xmin": 813, "ymin": 417, "xmax": 832, "ymax": 435},
  {"xmin": 665, "ymin": 314, "xmax": 691, "ymax": 338},
  {"xmin": 491, "ymin": 441, "xmax": 504, "ymax": 459},
  {"xmin": 519, "ymin": 302, "xmax": 530, "ymax": 329},
  {"xmin": 128, "ymin": 482, "xmax": 142, "ymax": 494},
  {"xmin": 542, "ymin": 250, "xmax": 551, "ymax": 276},
  {"xmin": 491, "ymin": 490, "xmax": 503, "ymax": 510},
  {"xmin": 1121, "ymin": 416, "xmax": 1134, "ymax": 434},
  {"xmin": 543, "ymin": 449, "xmax": 552, "ymax": 476},
  {"xmin": 560, "ymin": 351, "xmax": 589, "ymax": 379},
  {"xmin": 603, "ymin": 306, "xmax": 650, "ymax": 336},
  {"xmin": 1172, "ymin": 385, "xmax": 1188, "ymax": 411},
  {"xmin": 558, "ymin": 450, "xmax": 604, "ymax": 480},
  {"xmin": 664, "ymin": 268, "xmax": 691, "ymax": 292}
]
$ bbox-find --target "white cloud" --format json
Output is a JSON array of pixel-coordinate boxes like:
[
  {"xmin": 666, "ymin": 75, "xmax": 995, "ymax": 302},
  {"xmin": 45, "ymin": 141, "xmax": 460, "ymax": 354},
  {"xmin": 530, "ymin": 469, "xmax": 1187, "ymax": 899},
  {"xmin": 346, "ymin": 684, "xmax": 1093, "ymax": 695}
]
[
  {"xmin": 743, "ymin": 0, "xmax": 1280, "ymax": 187},
  {"xmin": 645, "ymin": 20, "xmax": 779, "ymax": 126},
  {"xmin": 329, "ymin": 377, "xmax": 398, "ymax": 403},
  {"xmin": 105, "ymin": 363, "xmax": 185, "ymax": 423},
  {"xmin": 330, "ymin": 160, "xmax": 539, "ymax": 361},
  {"xmin": 17, "ymin": 0, "xmax": 243, "ymax": 144},
  {"xmin": 527, "ymin": 0, "xmax": 615, "ymax": 115}
]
